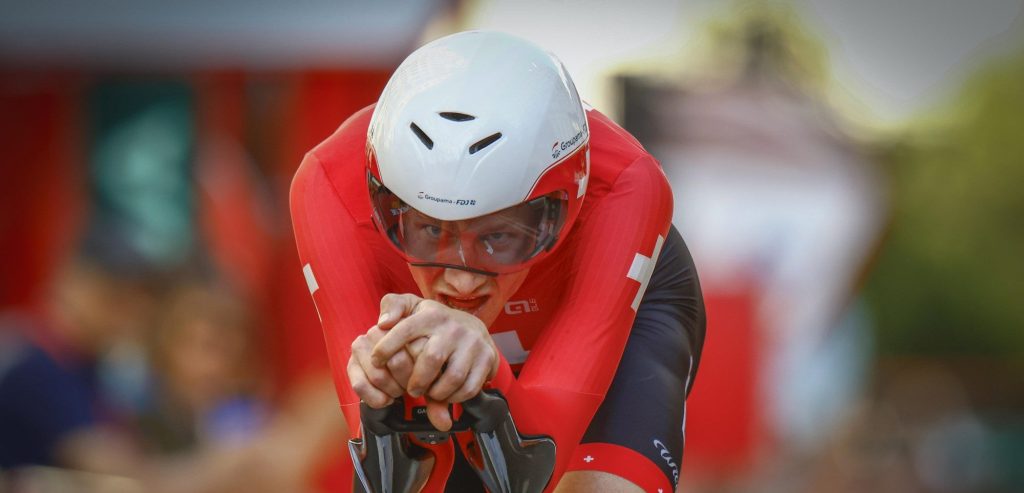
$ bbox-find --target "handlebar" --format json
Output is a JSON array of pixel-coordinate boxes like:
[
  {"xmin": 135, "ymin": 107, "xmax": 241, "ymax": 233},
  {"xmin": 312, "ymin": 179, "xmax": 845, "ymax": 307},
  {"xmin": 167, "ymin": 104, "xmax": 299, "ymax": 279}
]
[
  {"xmin": 350, "ymin": 390, "xmax": 555, "ymax": 493},
  {"xmin": 360, "ymin": 389, "xmax": 509, "ymax": 435}
]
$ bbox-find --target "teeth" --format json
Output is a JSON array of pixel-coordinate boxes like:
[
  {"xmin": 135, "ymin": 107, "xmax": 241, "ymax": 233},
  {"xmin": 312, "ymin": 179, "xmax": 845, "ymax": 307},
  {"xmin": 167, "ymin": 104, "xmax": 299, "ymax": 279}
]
[{"xmin": 443, "ymin": 296, "xmax": 484, "ymax": 312}]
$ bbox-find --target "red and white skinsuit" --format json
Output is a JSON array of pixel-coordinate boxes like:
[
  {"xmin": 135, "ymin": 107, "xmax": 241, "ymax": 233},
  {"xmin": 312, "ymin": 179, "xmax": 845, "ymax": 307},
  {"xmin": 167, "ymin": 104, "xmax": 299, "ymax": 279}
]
[{"xmin": 291, "ymin": 104, "xmax": 676, "ymax": 492}]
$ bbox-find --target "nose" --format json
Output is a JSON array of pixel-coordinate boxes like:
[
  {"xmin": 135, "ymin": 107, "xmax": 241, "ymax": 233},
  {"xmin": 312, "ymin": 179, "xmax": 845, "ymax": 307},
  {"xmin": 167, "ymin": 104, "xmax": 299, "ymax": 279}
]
[{"xmin": 443, "ymin": 267, "xmax": 488, "ymax": 295}]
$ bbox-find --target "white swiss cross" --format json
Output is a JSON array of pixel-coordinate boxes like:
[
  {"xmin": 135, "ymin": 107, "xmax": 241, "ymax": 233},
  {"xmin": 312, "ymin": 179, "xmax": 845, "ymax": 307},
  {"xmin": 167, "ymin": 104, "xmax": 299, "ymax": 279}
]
[
  {"xmin": 627, "ymin": 235, "xmax": 666, "ymax": 311},
  {"xmin": 492, "ymin": 331, "xmax": 530, "ymax": 365},
  {"xmin": 576, "ymin": 172, "xmax": 589, "ymax": 198},
  {"xmin": 583, "ymin": 455, "xmax": 594, "ymax": 463},
  {"xmin": 575, "ymin": 148, "xmax": 591, "ymax": 199},
  {"xmin": 302, "ymin": 263, "xmax": 319, "ymax": 295},
  {"xmin": 302, "ymin": 263, "xmax": 323, "ymax": 322}
]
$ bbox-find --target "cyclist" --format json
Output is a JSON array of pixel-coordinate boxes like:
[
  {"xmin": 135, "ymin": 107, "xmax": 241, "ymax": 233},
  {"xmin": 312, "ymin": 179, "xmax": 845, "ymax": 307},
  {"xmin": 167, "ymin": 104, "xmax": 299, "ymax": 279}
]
[{"xmin": 290, "ymin": 31, "xmax": 705, "ymax": 492}]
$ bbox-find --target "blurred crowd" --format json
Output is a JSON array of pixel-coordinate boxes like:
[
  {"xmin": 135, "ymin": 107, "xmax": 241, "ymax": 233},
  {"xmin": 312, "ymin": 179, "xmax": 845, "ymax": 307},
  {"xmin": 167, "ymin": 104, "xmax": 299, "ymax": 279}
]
[
  {"xmin": 0, "ymin": 220, "xmax": 346, "ymax": 492},
  {"xmin": 0, "ymin": 71, "xmax": 390, "ymax": 493}
]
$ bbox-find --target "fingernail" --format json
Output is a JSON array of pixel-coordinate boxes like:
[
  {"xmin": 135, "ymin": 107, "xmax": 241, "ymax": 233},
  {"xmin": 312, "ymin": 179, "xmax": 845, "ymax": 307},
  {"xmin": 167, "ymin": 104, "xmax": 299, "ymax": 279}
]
[
  {"xmin": 409, "ymin": 388, "xmax": 422, "ymax": 398},
  {"xmin": 378, "ymin": 313, "xmax": 390, "ymax": 324}
]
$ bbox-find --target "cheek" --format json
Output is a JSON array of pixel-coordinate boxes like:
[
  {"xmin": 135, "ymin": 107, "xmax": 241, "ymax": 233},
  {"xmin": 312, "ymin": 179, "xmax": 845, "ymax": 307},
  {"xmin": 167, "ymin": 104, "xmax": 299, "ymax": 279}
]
[
  {"xmin": 482, "ymin": 270, "xmax": 530, "ymax": 322},
  {"xmin": 408, "ymin": 266, "xmax": 440, "ymax": 297},
  {"xmin": 496, "ymin": 270, "xmax": 530, "ymax": 299},
  {"xmin": 478, "ymin": 299, "xmax": 504, "ymax": 327}
]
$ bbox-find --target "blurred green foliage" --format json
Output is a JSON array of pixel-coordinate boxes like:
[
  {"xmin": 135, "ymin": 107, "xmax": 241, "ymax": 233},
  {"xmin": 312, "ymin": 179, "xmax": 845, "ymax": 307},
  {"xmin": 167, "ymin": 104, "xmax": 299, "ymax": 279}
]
[
  {"xmin": 695, "ymin": 2, "xmax": 830, "ymax": 90},
  {"xmin": 866, "ymin": 51, "xmax": 1024, "ymax": 356}
]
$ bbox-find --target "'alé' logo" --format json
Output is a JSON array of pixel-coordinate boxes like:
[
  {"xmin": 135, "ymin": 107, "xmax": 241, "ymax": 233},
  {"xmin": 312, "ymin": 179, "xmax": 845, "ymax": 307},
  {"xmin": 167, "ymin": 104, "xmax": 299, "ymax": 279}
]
[{"xmin": 504, "ymin": 299, "xmax": 539, "ymax": 315}]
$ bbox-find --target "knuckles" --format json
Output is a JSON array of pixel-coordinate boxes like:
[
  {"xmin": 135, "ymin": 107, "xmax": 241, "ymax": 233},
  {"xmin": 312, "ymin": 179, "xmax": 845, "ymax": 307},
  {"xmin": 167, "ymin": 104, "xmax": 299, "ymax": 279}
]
[
  {"xmin": 448, "ymin": 382, "xmax": 478, "ymax": 404},
  {"xmin": 379, "ymin": 292, "xmax": 401, "ymax": 308},
  {"xmin": 418, "ymin": 299, "xmax": 444, "ymax": 312},
  {"xmin": 428, "ymin": 366, "xmax": 471, "ymax": 401},
  {"xmin": 351, "ymin": 377, "xmax": 393, "ymax": 408},
  {"xmin": 360, "ymin": 295, "xmax": 496, "ymax": 405},
  {"xmin": 351, "ymin": 335, "xmax": 370, "ymax": 352},
  {"xmin": 415, "ymin": 300, "xmax": 446, "ymax": 323},
  {"xmin": 387, "ymin": 352, "xmax": 412, "ymax": 371},
  {"xmin": 350, "ymin": 380, "xmax": 369, "ymax": 395},
  {"xmin": 366, "ymin": 371, "xmax": 391, "ymax": 389},
  {"xmin": 420, "ymin": 349, "xmax": 445, "ymax": 367},
  {"xmin": 366, "ymin": 395, "xmax": 391, "ymax": 408},
  {"xmin": 443, "ymin": 366, "xmax": 469, "ymax": 385}
]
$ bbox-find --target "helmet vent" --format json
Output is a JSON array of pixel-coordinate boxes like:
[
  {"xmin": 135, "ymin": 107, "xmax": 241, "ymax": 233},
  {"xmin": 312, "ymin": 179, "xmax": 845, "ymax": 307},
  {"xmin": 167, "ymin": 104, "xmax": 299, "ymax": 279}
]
[
  {"xmin": 439, "ymin": 112, "xmax": 476, "ymax": 122},
  {"xmin": 469, "ymin": 133, "xmax": 502, "ymax": 155},
  {"xmin": 409, "ymin": 123, "xmax": 434, "ymax": 150}
]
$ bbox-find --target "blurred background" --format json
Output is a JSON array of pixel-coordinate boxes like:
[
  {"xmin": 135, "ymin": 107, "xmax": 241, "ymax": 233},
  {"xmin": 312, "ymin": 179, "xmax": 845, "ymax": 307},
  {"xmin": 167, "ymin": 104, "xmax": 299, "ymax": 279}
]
[{"xmin": 1, "ymin": 0, "xmax": 1022, "ymax": 492}]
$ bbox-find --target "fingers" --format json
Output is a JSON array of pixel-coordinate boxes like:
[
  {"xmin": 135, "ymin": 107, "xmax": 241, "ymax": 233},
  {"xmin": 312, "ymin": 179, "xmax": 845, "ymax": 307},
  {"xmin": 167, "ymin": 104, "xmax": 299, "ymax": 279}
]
[
  {"xmin": 406, "ymin": 337, "xmax": 428, "ymax": 358},
  {"xmin": 372, "ymin": 296, "xmax": 496, "ymax": 418},
  {"xmin": 378, "ymin": 293, "xmax": 423, "ymax": 330},
  {"xmin": 426, "ymin": 347, "xmax": 474, "ymax": 402},
  {"xmin": 386, "ymin": 333, "xmax": 430, "ymax": 387},
  {"xmin": 371, "ymin": 303, "xmax": 441, "ymax": 366},
  {"xmin": 347, "ymin": 354, "xmax": 393, "ymax": 408},
  {"xmin": 406, "ymin": 335, "xmax": 457, "ymax": 398},
  {"xmin": 386, "ymin": 348, "xmax": 415, "ymax": 389},
  {"xmin": 447, "ymin": 361, "xmax": 492, "ymax": 404},
  {"xmin": 425, "ymin": 399, "xmax": 452, "ymax": 432},
  {"xmin": 350, "ymin": 332, "xmax": 405, "ymax": 406}
]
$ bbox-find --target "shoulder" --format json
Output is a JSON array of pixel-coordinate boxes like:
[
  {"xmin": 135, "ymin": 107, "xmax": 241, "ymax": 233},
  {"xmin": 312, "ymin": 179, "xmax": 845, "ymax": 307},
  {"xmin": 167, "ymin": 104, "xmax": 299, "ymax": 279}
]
[
  {"xmin": 0, "ymin": 320, "xmax": 96, "ymax": 467},
  {"xmin": 586, "ymin": 108, "xmax": 647, "ymax": 159},
  {"xmin": 0, "ymin": 316, "xmax": 59, "ymax": 384},
  {"xmin": 0, "ymin": 320, "xmax": 94, "ymax": 420},
  {"xmin": 583, "ymin": 108, "xmax": 669, "ymax": 201},
  {"xmin": 306, "ymin": 104, "xmax": 375, "ymax": 172},
  {"xmin": 0, "ymin": 322, "xmax": 80, "ymax": 395},
  {"xmin": 0, "ymin": 322, "xmax": 34, "ymax": 385},
  {"xmin": 291, "ymin": 105, "xmax": 376, "ymax": 226}
]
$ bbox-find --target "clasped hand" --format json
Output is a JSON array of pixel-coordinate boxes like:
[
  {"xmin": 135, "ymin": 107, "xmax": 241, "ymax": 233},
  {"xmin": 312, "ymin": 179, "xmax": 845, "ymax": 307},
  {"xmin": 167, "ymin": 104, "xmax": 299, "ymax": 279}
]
[{"xmin": 347, "ymin": 293, "xmax": 499, "ymax": 431}]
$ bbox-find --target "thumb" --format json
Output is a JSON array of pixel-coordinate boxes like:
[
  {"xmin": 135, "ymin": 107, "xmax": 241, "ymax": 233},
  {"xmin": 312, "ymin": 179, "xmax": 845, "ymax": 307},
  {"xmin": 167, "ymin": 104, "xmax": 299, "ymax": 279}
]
[
  {"xmin": 378, "ymin": 293, "xmax": 422, "ymax": 330},
  {"xmin": 425, "ymin": 399, "xmax": 452, "ymax": 432}
]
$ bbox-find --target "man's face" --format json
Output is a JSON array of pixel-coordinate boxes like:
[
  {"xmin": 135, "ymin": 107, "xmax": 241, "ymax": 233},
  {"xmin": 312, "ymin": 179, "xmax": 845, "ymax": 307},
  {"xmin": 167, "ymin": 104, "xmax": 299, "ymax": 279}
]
[
  {"xmin": 409, "ymin": 265, "xmax": 530, "ymax": 327},
  {"xmin": 55, "ymin": 261, "xmax": 155, "ymax": 354},
  {"xmin": 399, "ymin": 202, "xmax": 547, "ymax": 275}
]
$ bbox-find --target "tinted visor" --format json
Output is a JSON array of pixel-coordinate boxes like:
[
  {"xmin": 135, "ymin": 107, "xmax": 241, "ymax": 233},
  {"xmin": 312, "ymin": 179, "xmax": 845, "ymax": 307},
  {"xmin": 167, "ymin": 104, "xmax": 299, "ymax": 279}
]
[{"xmin": 369, "ymin": 175, "xmax": 567, "ymax": 275}]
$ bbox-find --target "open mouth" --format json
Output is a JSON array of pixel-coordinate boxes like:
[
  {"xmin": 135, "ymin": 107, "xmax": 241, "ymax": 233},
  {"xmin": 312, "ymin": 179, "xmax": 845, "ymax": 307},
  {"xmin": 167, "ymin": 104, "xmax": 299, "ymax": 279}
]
[{"xmin": 438, "ymin": 294, "xmax": 489, "ymax": 315}]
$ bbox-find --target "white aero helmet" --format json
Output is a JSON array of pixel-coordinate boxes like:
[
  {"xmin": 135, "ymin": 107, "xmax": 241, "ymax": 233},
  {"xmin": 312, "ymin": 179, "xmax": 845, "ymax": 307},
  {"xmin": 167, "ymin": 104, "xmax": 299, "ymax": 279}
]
[{"xmin": 367, "ymin": 31, "xmax": 590, "ymax": 275}]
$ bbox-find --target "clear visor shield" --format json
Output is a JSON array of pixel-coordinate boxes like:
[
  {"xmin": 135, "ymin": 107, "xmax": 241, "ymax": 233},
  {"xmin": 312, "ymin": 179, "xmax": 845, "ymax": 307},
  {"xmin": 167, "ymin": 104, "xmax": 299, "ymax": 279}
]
[{"xmin": 369, "ymin": 175, "xmax": 568, "ymax": 275}]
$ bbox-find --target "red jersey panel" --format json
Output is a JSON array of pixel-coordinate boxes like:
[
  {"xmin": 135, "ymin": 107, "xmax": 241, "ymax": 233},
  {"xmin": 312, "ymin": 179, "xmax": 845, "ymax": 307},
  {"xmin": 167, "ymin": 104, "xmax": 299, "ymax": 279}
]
[{"xmin": 290, "ymin": 104, "xmax": 674, "ymax": 491}]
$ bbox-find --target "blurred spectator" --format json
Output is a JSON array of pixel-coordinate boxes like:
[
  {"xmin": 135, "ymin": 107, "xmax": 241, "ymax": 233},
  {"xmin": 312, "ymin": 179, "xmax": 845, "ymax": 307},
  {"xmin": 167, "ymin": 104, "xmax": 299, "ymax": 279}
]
[
  {"xmin": 885, "ymin": 366, "xmax": 1000, "ymax": 493},
  {"xmin": 140, "ymin": 282, "xmax": 267, "ymax": 454},
  {"xmin": 0, "ymin": 222, "xmax": 161, "ymax": 475},
  {"xmin": 807, "ymin": 398, "xmax": 921, "ymax": 493},
  {"xmin": 0, "ymin": 223, "xmax": 337, "ymax": 493}
]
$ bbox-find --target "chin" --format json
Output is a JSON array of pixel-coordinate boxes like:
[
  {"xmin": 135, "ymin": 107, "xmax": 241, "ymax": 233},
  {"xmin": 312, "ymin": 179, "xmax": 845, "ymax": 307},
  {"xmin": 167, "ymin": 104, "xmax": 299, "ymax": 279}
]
[{"xmin": 476, "ymin": 307, "xmax": 501, "ymax": 328}]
